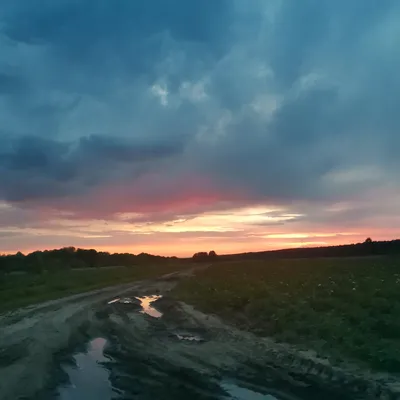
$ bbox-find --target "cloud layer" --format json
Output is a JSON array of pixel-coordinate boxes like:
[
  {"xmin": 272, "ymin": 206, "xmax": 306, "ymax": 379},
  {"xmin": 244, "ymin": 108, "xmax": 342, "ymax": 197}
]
[{"xmin": 0, "ymin": 0, "xmax": 399, "ymax": 254}]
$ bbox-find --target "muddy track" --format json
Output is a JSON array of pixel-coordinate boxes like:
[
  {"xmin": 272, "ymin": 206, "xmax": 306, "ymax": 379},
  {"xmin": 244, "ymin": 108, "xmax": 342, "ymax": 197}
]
[{"xmin": 0, "ymin": 267, "xmax": 399, "ymax": 400}]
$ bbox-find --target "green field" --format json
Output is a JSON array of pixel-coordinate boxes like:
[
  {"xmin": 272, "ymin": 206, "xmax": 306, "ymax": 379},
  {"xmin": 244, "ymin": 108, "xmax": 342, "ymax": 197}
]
[
  {"xmin": 0, "ymin": 263, "xmax": 184, "ymax": 313},
  {"xmin": 171, "ymin": 256, "xmax": 400, "ymax": 372}
]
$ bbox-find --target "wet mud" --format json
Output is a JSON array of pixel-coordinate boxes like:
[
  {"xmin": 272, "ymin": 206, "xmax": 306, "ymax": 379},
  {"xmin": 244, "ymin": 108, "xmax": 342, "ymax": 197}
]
[{"xmin": 0, "ymin": 267, "xmax": 399, "ymax": 400}]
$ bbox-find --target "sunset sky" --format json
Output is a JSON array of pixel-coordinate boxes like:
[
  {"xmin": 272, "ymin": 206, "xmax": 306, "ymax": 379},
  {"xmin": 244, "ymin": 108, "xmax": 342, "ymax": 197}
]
[{"xmin": 1, "ymin": 1, "xmax": 400, "ymax": 257}]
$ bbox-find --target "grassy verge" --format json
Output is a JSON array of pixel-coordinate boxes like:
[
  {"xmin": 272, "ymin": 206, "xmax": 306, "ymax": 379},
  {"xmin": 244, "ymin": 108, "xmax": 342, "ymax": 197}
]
[
  {"xmin": 171, "ymin": 256, "xmax": 400, "ymax": 372},
  {"xmin": 0, "ymin": 263, "xmax": 186, "ymax": 313}
]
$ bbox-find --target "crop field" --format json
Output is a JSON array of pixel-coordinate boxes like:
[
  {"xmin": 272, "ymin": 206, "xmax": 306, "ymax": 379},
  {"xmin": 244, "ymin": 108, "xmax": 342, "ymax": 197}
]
[{"xmin": 172, "ymin": 256, "xmax": 400, "ymax": 372}]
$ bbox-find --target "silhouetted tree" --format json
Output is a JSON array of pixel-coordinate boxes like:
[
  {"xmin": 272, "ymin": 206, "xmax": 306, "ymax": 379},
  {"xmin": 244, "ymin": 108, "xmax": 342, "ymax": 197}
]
[
  {"xmin": 192, "ymin": 252, "xmax": 209, "ymax": 262},
  {"xmin": 208, "ymin": 250, "xmax": 218, "ymax": 259},
  {"xmin": 28, "ymin": 252, "xmax": 45, "ymax": 274},
  {"xmin": 76, "ymin": 249, "xmax": 98, "ymax": 267}
]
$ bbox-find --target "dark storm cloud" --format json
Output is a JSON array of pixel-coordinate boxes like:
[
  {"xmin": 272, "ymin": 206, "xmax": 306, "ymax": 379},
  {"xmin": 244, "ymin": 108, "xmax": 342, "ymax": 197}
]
[
  {"xmin": 4, "ymin": 0, "xmax": 229, "ymax": 48},
  {"xmin": 2, "ymin": 0, "xmax": 231, "ymax": 92},
  {"xmin": 78, "ymin": 135, "xmax": 184, "ymax": 163},
  {"xmin": 0, "ymin": 0, "xmax": 399, "ymax": 214},
  {"xmin": 192, "ymin": 0, "xmax": 400, "ymax": 202},
  {"xmin": 0, "ymin": 73, "xmax": 27, "ymax": 94},
  {"xmin": 0, "ymin": 134, "xmax": 184, "ymax": 201},
  {"xmin": 196, "ymin": 84, "xmax": 342, "ymax": 201},
  {"xmin": 268, "ymin": 0, "xmax": 397, "ymax": 87}
]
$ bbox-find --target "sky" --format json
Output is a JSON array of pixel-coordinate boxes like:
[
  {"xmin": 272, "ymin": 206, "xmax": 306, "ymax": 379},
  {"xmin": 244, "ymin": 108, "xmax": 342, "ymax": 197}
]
[{"xmin": 0, "ymin": 0, "xmax": 400, "ymax": 257}]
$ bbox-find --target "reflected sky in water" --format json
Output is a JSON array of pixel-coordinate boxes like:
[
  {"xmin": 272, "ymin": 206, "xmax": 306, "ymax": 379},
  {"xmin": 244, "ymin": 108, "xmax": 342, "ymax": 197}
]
[
  {"xmin": 221, "ymin": 382, "xmax": 279, "ymax": 400},
  {"xmin": 135, "ymin": 295, "xmax": 163, "ymax": 318},
  {"xmin": 58, "ymin": 338, "xmax": 113, "ymax": 400}
]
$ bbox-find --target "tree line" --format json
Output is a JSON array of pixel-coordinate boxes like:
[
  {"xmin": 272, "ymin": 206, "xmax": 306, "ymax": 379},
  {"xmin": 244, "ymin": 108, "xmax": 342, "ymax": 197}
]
[
  {"xmin": 0, "ymin": 247, "xmax": 175, "ymax": 274},
  {"xmin": 2, "ymin": 238, "xmax": 400, "ymax": 275},
  {"xmin": 192, "ymin": 250, "xmax": 218, "ymax": 262},
  {"xmin": 219, "ymin": 238, "xmax": 400, "ymax": 261}
]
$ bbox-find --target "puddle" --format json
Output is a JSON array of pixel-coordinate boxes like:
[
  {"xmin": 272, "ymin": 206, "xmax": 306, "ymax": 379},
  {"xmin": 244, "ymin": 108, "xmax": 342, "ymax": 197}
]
[
  {"xmin": 107, "ymin": 295, "xmax": 163, "ymax": 318},
  {"xmin": 135, "ymin": 295, "xmax": 163, "ymax": 318},
  {"xmin": 119, "ymin": 297, "xmax": 137, "ymax": 304},
  {"xmin": 58, "ymin": 338, "xmax": 115, "ymax": 400},
  {"xmin": 176, "ymin": 333, "xmax": 204, "ymax": 342},
  {"xmin": 107, "ymin": 297, "xmax": 140, "ymax": 305},
  {"xmin": 221, "ymin": 382, "xmax": 280, "ymax": 400}
]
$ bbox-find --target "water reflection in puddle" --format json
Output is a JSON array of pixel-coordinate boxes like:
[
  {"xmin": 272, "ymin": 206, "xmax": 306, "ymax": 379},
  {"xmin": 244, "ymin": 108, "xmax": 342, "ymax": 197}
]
[
  {"xmin": 58, "ymin": 338, "xmax": 114, "ymax": 400},
  {"xmin": 176, "ymin": 333, "xmax": 204, "ymax": 342},
  {"xmin": 221, "ymin": 382, "xmax": 279, "ymax": 400},
  {"xmin": 135, "ymin": 295, "xmax": 163, "ymax": 318}
]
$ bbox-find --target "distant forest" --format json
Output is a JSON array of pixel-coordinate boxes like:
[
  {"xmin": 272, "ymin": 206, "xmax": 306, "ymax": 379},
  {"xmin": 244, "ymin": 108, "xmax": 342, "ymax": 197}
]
[
  {"xmin": 0, "ymin": 247, "xmax": 176, "ymax": 274},
  {"xmin": 1, "ymin": 238, "xmax": 400, "ymax": 274},
  {"xmin": 219, "ymin": 238, "xmax": 400, "ymax": 261}
]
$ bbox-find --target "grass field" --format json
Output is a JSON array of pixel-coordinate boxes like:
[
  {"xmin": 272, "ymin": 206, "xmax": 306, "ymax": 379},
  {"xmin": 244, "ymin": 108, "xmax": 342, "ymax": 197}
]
[
  {"xmin": 171, "ymin": 256, "xmax": 400, "ymax": 372},
  {"xmin": 0, "ymin": 263, "xmax": 185, "ymax": 313}
]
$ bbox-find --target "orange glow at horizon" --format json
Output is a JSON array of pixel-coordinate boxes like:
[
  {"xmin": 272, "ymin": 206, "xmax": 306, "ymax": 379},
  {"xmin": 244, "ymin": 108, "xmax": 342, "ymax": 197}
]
[
  {"xmin": 1, "ymin": 201, "xmax": 400, "ymax": 257},
  {"xmin": 3, "ymin": 230, "xmax": 398, "ymax": 258}
]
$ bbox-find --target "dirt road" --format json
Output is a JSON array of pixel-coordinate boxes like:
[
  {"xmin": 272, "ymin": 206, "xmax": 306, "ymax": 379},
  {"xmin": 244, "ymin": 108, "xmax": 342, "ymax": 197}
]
[{"xmin": 0, "ymin": 268, "xmax": 397, "ymax": 399}]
